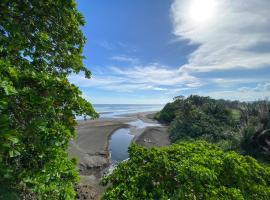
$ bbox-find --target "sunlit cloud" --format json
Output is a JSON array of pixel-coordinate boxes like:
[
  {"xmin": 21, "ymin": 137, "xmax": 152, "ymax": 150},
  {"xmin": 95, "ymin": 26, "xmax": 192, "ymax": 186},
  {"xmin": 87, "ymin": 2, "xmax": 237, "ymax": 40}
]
[{"xmin": 171, "ymin": 0, "xmax": 270, "ymax": 72}]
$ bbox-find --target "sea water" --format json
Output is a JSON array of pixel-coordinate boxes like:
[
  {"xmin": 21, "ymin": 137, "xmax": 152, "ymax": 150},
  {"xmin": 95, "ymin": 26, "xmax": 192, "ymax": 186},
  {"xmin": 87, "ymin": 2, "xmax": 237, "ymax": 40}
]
[
  {"xmin": 76, "ymin": 104, "xmax": 164, "ymax": 120},
  {"xmin": 93, "ymin": 104, "xmax": 164, "ymax": 118}
]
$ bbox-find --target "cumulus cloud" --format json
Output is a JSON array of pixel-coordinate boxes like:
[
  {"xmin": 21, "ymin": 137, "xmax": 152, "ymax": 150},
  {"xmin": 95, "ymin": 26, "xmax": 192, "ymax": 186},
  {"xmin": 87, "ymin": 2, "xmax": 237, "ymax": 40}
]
[{"xmin": 171, "ymin": 0, "xmax": 270, "ymax": 72}]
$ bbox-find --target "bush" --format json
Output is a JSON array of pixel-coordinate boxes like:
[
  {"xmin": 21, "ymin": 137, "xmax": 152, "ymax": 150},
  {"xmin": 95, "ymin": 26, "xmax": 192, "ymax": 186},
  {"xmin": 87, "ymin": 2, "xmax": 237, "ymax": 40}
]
[
  {"xmin": 102, "ymin": 141, "xmax": 270, "ymax": 200},
  {"xmin": 160, "ymin": 96, "xmax": 237, "ymax": 143},
  {"xmin": 155, "ymin": 102, "xmax": 178, "ymax": 123}
]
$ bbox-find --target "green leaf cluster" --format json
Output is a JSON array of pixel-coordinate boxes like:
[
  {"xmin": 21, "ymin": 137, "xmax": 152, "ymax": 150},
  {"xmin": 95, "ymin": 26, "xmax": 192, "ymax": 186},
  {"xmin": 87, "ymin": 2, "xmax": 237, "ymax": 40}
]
[
  {"xmin": 156, "ymin": 96, "xmax": 238, "ymax": 144},
  {"xmin": 102, "ymin": 141, "xmax": 270, "ymax": 200},
  {"xmin": 0, "ymin": 0, "xmax": 97, "ymax": 198}
]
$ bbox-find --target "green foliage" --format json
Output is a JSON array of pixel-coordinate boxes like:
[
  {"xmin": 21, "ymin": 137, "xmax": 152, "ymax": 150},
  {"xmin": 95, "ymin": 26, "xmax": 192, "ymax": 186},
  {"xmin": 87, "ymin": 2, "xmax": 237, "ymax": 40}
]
[
  {"xmin": 0, "ymin": 0, "xmax": 97, "ymax": 198},
  {"xmin": 241, "ymin": 117, "xmax": 270, "ymax": 162},
  {"xmin": 156, "ymin": 95, "xmax": 270, "ymax": 160},
  {"xmin": 154, "ymin": 101, "xmax": 178, "ymax": 124},
  {"xmin": 233, "ymin": 100, "xmax": 270, "ymax": 161},
  {"xmin": 102, "ymin": 141, "xmax": 270, "ymax": 200},
  {"xmin": 157, "ymin": 96, "xmax": 238, "ymax": 145},
  {"xmin": 103, "ymin": 97, "xmax": 270, "ymax": 198},
  {"xmin": 231, "ymin": 109, "xmax": 241, "ymax": 121},
  {"xmin": 0, "ymin": 186, "xmax": 20, "ymax": 200}
]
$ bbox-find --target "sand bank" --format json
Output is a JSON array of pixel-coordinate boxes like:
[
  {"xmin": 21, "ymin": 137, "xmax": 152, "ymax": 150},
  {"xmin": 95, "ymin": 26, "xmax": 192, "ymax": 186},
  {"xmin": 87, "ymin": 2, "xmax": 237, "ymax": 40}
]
[{"xmin": 68, "ymin": 111, "xmax": 170, "ymax": 199}]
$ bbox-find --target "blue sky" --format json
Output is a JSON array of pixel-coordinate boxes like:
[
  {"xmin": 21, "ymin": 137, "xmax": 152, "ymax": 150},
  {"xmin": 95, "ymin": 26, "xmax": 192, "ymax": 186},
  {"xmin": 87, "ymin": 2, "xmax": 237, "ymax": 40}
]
[{"xmin": 70, "ymin": 0, "xmax": 270, "ymax": 104}]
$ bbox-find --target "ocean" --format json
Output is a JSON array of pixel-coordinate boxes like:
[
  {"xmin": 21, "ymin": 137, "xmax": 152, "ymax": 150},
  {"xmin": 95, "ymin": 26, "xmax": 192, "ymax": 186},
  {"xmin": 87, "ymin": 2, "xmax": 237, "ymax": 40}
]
[{"xmin": 92, "ymin": 104, "xmax": 164, "ymax": 118}]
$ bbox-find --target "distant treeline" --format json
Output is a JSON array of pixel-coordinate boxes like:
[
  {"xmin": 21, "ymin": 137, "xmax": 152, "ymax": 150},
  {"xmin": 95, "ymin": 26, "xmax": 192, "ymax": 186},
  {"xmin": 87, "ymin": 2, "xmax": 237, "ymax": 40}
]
[{"xmin": 155, "ymin": 95, "xmax": 270, "ymax": 163}]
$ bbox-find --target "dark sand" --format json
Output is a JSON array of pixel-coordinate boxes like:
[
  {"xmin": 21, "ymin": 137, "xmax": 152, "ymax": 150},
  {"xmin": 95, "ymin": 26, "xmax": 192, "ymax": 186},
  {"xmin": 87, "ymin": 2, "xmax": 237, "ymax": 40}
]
[
  {"xmin": 68, "ymin": 112, "xmax": 170, "ymax": 199},
  {"xmin": 135, "ymin": 126, "xmax": 170, "ymax": 148}
]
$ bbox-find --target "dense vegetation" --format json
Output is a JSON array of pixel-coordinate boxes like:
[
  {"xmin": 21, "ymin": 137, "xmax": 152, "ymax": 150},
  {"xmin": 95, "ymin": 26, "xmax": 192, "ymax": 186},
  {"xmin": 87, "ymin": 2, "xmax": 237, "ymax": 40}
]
[
  {"xmin": 156, "ymin": 95, "xmax": 270, "ymax": 161},
  {"xmin": 0, "ymin": 0, "xmax": 97, "ymax": 199},
  {"xmin": 103, "ymin": 95, "xmax": 270, "ymax": 199},
  {"xmin": 1, "ymin": 0, "xmax": 269, "ymax": 199},
  {"xmin": 102, "ymin": 141, "xmax": 270, "ymax": 200}
]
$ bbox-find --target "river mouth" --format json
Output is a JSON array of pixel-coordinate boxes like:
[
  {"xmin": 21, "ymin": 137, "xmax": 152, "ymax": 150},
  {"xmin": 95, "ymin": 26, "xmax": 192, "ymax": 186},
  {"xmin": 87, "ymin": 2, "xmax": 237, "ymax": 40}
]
[{"xmin": 109, "ymin": 128, "xmax": 134, "ymax": 165}]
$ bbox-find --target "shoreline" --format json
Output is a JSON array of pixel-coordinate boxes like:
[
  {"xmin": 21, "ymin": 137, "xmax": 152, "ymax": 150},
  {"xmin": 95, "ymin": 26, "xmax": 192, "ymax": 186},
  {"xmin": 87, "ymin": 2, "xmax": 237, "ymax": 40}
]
[{"xmin": 68, "ymin": 111, "xmax": 170, "ymax": 199}]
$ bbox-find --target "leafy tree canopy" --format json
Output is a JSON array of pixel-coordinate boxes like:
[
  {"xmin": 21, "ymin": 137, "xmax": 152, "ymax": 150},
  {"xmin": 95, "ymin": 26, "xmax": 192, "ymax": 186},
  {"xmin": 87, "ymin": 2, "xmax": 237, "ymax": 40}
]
[
  {"xmin": 156, "ymin": 95, "xmax": 270, "ymax": 160},
  {"xmin": 156, "ymin": 95, "xmax": 238, "ymax": 143},
  {"xmin": 102, "ymin": 141, "xmax": 270, "ymax": 200},
  {"xmin": 0, "ymin": 0, "xmax": 97, "ymax": 198}
]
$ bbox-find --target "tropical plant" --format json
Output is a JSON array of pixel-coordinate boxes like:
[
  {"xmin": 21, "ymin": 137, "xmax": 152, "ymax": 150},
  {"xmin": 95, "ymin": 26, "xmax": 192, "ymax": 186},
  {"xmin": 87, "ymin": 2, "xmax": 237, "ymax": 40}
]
[
  {"xmin": 102, "ymin": 141, "xmax": 270, "ymax": 200},
  {"xmin": 0, "ymin": 0, "xmax": 97, "ymax": 198},
  {"xmin": 156, "ymin": 95, "xmax": 270, "ymax": 162},
  {"xmin": 157, "ymin": 96, "xmax": 237, "ymax": 144}
]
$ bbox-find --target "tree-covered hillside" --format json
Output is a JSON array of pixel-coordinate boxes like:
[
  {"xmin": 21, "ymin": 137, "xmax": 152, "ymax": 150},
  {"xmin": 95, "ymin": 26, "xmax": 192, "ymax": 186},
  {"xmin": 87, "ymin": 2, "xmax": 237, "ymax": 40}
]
[{"xmin": 155, "ymin": 95, "xmax": 270, "ymax": 162}]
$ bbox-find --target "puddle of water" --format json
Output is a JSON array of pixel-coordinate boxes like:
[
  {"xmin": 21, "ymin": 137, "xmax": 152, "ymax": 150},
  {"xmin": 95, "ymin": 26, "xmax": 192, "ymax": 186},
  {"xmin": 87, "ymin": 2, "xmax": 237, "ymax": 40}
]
[
  {"xmin": 127, "ymin": 119, "xmax": 161, "ymax": 129},
  {"xmin": 109, "ymin": 128, "xmax": 134, "ymax": 165}
]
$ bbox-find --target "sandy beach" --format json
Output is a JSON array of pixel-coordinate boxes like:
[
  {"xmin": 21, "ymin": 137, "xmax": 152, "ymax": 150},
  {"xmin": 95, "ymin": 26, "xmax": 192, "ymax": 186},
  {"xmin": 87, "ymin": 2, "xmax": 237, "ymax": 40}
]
[{"xmin": 68, "ymin": 111, "xmax": 170, "ymax": 199}]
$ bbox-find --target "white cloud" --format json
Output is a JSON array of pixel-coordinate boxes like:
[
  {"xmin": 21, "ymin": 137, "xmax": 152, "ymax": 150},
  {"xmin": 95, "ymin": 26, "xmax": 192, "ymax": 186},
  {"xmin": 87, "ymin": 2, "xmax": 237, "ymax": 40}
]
[
  {"xmin": 69, "ymin": 63, "xmax": 201, "ymax": 93},
  {"xmin": 211, "ymin": 77, "xmax": 270, "ymax": 87},
  {"xmin": 96, "ymin": 41, "xmax": 137, "ymax": 52},
  {"xmin": 164, "ymin": 87, "xmax": 191, "ymax": 95},
  {"xmin": 202, "ymin": 90, "xmax": 270, "ymax": 101},
  {"xmin": 254, "ymin": 83, "xmax": 270, "ymax": 92},
  {"xmin": 237, "ymin": 83, "xmax": 270, "ymax": 93},
  {"xmin": 69, "ymin": 74, "xmax": 143, "ymax": 92},
  {"xmin": 110, "ymin": 55, "xmax": 139, "ymax": 64},
  {"xmin": 171, "ymin": 0, "xmax": 270, "ymax": 72},
  {"xmin": 96, "ymin": 40, "xmax": 115, "ymax": 50},
  {"xmin": 199, "ymin": 83, "xmax": 270, "ymax": 101},
  {"xmin": 110, "ymin": 64, "xmax": 201, "ymax": 87}
]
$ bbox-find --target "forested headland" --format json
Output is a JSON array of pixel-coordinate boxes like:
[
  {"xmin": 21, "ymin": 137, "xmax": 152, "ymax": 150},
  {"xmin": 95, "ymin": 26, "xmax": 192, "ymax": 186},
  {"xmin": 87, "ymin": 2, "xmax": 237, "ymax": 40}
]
[{"xmin": 156, "ymin": 95, "xmax": 270, "ymax": 161}]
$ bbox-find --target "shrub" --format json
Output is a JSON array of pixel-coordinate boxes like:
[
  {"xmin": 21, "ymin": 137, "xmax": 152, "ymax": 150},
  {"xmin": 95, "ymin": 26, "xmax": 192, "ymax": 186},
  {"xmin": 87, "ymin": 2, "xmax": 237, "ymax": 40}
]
[{"xmin": 102, "ymin": 141, "xmax": 270, "ymax": 200}]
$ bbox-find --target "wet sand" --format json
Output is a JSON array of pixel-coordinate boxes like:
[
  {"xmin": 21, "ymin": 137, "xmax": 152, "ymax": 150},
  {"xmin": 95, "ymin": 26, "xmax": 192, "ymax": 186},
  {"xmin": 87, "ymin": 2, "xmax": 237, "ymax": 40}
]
[
  {"xmin": 68, "ymin": 111, "xmax": 170, "ymax": 199},
  {"xmin": 135, "ymin": 126, "xmax": 170, "ymax": 148}
]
